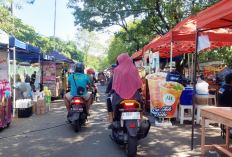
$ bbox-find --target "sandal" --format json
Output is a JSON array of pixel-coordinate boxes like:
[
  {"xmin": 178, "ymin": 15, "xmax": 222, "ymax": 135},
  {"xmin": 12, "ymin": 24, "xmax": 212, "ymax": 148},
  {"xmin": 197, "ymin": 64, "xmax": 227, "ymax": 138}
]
[{"xmin": 103, "ymin": 118, "xmax": 113, "ymax": 124}]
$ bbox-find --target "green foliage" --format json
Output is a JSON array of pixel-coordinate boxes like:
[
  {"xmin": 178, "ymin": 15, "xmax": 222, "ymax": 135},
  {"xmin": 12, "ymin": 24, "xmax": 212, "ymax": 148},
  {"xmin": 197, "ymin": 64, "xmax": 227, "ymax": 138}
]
[
  {"xmin": 0, "ymin": 6, "xmax": 108, "ymax": 71},
  {"xmin": 76, "ymin": 28, "xmax": 105, "ymax": 66},
  {"xmin": 0, "ymin": 6, "xmax": 84, "ymax": 63},
  {"xmin": 68, "ymin": 0, "xmax": 224, "ymax": 69}
]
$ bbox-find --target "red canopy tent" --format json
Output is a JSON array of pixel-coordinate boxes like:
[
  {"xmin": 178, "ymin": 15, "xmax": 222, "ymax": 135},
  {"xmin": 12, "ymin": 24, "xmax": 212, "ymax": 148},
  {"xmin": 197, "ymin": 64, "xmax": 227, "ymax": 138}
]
[
  {"xmin": 197, "ymin": 0, "xmax": 232, "ymax": 30},
  {"xmin": 131, "ymin": 49, "xmax": 143, "ymax": 60},
  {"xmin": 131, "ymin": 35, "xmax": 162, "ymax": 60},
  {"xmin": 190, "ymin": 0, "xmax": 232, "ymax": 151},
  {"xmin": 148, "ymin": 15, "xmax": 232, "ymax": 59}
]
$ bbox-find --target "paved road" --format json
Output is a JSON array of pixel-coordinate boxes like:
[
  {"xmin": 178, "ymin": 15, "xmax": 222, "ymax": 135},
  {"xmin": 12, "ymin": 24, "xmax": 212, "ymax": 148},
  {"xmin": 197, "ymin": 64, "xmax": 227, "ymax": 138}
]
[{"xmin": 0, "ymin": 84, "xmax": 229, "ymax": 157}]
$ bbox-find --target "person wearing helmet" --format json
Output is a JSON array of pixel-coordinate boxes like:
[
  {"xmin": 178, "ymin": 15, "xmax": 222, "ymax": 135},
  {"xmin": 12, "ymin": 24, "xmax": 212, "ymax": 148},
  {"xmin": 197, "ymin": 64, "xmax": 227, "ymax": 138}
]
[
  {"xmin": 64, "ymin": 62, "xmax": 92, "ymax": 116},
  {"xmin": 87, "ymin": 68, "xmax": 100, "ymax": 102}
]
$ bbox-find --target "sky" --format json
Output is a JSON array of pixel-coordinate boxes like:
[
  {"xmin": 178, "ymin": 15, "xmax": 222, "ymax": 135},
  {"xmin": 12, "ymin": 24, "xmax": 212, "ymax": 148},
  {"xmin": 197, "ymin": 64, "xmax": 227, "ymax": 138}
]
[{"xmin": 14, "ymin": 0, "xmax": 118, "ymax": 47}]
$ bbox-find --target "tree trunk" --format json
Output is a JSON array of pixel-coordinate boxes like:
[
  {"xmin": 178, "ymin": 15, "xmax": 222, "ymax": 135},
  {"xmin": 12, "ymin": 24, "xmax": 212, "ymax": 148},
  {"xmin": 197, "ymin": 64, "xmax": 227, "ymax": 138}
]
[
  {"xmin": 175, "ymin": 54, "xmax": 189, "ymax": 75},
  {"xmin": 175, "ymin": 60, "xmax": 182, "ymax": 74}
]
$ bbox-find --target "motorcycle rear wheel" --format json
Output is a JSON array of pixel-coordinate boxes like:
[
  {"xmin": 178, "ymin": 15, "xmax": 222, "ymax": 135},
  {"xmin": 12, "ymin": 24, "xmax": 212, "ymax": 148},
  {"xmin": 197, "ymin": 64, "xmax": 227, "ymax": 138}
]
[
  {"xmin": 74, "ymin": 120, "xmax": 81, "ymax": 132},
  {"xmin": 126, "ymin": 133, "xmax": 137, "ymax": 157}
]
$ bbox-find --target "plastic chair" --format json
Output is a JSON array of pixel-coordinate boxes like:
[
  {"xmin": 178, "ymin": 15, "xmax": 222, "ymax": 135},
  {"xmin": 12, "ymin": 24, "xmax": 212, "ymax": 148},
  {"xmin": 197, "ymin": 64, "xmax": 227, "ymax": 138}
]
[
  {"xmin": 208, "ymin": 94, "xmax": 217, "ymax": 106},
  {"xmin": 179, "ymin": 104, "xmax": 193, "ymax": 124}
]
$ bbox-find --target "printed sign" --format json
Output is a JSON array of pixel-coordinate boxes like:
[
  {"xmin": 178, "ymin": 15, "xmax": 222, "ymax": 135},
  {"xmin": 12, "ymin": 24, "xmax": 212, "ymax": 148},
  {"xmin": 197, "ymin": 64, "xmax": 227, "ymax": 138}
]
[
  {"xmin": 42, "ymin": 63, "xmax": 57, "ymax": 97},
  {"xmin": 0, "ymin": 52, "xmax": 8, "ymax": 82},
  {"xmin": 146, "ymin": 73, "xmax": 184, "ymax": 118}
]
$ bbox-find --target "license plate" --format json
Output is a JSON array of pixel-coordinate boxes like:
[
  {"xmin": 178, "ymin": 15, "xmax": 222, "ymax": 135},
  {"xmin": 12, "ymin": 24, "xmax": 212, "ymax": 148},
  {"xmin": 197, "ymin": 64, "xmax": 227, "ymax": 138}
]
[
  {"xmin": 121, "ymin": 112, "xmax": 140, "ymax": 120},
  {"xmin": 72, "ymin": 108, "xmax": 83, "ymax": 111}
]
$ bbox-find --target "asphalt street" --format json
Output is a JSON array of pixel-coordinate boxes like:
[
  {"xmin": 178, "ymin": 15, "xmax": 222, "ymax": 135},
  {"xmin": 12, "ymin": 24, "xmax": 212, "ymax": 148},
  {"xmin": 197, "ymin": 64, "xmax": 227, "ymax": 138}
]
[{"xmin": 0, "ymin": 84, "xmax": 230, "ymax": 157}]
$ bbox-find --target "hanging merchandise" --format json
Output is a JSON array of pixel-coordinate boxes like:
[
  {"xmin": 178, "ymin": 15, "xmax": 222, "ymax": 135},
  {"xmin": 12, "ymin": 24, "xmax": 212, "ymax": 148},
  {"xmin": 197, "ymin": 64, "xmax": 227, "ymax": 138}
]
[
  {"xmin": 0, "ymin": 52, "xmax": 8, "ymax": 82},
  {"xmin": 135, "ymin": 60, "xmax": 143, "ymax": 67},
  {"xmin": 149, "ymin": 51, "xmax": 153, "ymax": 74},
  {"xmin": 153, "ymin": 51, "xmax": 159, "ymax": 73},
  {"xmin": 143, "ymin": 51, "xmax": 148, "ymax": 66}
]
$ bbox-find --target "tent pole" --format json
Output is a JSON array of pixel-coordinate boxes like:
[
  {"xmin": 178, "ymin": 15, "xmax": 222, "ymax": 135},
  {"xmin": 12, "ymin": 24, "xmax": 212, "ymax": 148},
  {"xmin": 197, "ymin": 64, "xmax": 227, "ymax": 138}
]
[
  {"xmin": 13, "ymin": 47, "xmax": 16, "ymax": 118},
  {"xmin": 170, "ymin": 42, "xmax": 173, "ymax": 71},
  {"xmin": 191, "ymin": 29, "xmax": 200, "ymax": 150},
  {"xmin": 42, "ymin": 55, "xmax": 44, "ymax": 91},
  {"xmin": 38, "ymin": 54, "xmax": 40, "ymax": 89},
  {"xmin": 188, "ymin": 53, "xmax": 190, "ymax": 79},
  {"xmin": 166, "ymin": 58, "xmax": 168, "ymax": 68},
  {"xmin": 7, "ymin": 44, "xmax": 10, "ymax": 87},
  {"xmin": 191, "ymin": 53, "xmax": 194, "ymax": 83}
]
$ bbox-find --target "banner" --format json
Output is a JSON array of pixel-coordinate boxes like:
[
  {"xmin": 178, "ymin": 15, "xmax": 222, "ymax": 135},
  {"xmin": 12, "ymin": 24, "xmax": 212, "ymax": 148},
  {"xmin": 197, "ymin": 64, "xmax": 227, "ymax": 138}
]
[
  {"xmin": 0, "ymin": 52, "xmax": 8, "ymax": 82},
  {"xmin": 153, "ymin": 51, "xmax": 159, "ymax": 73},
  {"xmin": 146, "ymin": 73, "xmax": 184, "ymax": 118}
]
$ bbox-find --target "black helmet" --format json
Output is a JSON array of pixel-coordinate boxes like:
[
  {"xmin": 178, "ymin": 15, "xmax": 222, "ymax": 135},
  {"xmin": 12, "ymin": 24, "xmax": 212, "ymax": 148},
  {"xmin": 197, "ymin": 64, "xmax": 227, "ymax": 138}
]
[{"xmin": 74, "ymin": 62, "xmax": 85, "ymax": 73}]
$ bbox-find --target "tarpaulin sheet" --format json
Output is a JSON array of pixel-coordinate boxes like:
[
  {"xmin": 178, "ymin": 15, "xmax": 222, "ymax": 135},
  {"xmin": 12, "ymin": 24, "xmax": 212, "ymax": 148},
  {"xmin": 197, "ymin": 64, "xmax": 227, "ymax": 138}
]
[
  {"xmin": 197, "ymin": 0, "xmax": 232, "ymax": 30},
  {"xmin": 48, "ymin": 50, "xmax": 74, "ymax": 64}
]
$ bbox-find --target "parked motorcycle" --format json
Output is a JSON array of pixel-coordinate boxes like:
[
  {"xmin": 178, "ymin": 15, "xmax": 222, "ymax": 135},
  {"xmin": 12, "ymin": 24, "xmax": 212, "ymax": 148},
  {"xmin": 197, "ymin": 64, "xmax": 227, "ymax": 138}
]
[
  {"xmin": 109, "ymin": 100, "xmax": 150, "ymax": 157},
  {"xmin": 67, "ymin": 97, "xmax": 88, "ymax": 132}
]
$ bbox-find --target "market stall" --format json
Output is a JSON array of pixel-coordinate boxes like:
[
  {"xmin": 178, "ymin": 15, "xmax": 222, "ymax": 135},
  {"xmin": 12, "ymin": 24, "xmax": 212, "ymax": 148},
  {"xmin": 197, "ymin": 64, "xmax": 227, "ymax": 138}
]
[
  {"xmin": 8, "ymin": 32, "xmax": 40, "ymax": 118},
  {"xmin": 0, "ymin": 29, "xmax": 11, "ymax": 128},
  {"xmin": 47, "ymin": 50, "xmax": 75, "ymax": 97},
  {"xmin": 194, "ymin": 0, "xmax": 232, "ymax": 152}
]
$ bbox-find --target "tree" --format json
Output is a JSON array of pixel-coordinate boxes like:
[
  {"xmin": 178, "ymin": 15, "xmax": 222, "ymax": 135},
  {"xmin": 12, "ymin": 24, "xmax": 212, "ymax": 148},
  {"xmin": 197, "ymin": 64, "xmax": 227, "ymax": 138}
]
[
  {"xmin": 75, "ymin": 29, "xmax": 104, "ymax": 66},
  {"xmin": 68, "ymin": 0, "xmax": 220, "ymax": 52}
]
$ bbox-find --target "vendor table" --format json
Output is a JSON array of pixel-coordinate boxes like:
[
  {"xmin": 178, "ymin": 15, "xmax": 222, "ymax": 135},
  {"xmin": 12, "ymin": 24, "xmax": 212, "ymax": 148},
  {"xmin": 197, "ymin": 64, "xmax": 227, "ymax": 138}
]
[{"xmin": 201, "ymin": 107, "xmax": 232, "ymax": 156}]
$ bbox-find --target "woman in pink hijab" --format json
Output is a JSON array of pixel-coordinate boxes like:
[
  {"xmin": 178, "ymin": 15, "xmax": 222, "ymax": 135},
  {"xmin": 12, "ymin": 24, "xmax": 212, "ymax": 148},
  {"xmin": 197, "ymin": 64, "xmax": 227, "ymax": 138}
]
[{"xmin": 107, "ymin": 53, "xmax": 147, "ymax": 122}]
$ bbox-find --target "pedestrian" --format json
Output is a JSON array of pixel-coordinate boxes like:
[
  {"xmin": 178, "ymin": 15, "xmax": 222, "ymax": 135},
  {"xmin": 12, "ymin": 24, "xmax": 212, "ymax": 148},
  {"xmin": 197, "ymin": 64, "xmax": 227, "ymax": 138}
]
[
  {"xmin": 218, "ymin": 73, "xmax": 232, "ymax": 107},
  {"xmin": 31, "ymin": 71, "xmax": 36, "ymax": 85}
]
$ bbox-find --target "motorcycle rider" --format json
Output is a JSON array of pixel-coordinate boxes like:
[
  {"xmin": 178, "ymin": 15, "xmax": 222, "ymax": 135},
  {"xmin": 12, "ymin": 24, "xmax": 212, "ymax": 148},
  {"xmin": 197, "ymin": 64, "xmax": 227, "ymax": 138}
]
[
  {"xmin": 87, "ymin": 68, "xmax": 100, "ymax": 102},
  {"xmin": 64, "ymin": 62, "xmax": 92, "ymax": 116},
  {"xmin": 109, "ymin": 53, "xmax": 148, "ymax": 122}
]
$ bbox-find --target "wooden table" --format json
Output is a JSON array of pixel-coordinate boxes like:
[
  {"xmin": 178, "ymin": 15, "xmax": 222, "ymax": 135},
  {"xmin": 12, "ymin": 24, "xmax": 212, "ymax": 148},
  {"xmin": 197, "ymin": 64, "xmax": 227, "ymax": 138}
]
[{"xmin": 201, "ymin": 107, "xmax": 232, "ymax": 156}]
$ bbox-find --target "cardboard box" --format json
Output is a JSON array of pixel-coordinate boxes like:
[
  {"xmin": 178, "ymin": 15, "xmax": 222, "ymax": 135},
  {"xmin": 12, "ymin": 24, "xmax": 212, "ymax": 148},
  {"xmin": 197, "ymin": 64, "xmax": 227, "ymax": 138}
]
[
  {"xmin": 37, "ymin": 98, "xmax": 46, "ymax": 108},
  {"xmin": 32, "ymin": 102, "xmax": 37, "ymax": 113},
  {"xmin": 37, "ymin": 107, "xmax": 47, "ymax": 115}
]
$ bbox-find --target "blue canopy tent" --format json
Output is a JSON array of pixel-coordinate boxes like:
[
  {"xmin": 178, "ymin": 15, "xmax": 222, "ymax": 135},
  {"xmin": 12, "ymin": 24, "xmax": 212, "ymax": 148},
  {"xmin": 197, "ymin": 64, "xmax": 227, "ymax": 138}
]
[
  {"xmin": 9, "ymin": 52, "xmax": 55, "ymax": 62},
  {"xmin": 160, "ymin": 54, "xmax": 183, "ymax": 63},
  {"xmin": 48, "ymin": 50, "xmax": 74, "ymax": 64},
  {"xmin": 0, "ymin": 29, "xmax": 42, "ymax": 117}
]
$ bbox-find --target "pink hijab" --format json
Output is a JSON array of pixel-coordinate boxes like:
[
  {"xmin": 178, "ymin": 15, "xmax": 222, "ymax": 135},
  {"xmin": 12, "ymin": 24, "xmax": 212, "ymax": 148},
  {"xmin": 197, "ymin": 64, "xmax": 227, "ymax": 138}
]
[{"xmin": 112, "ymin": 53, "xmax": 143, "ymax": 99}]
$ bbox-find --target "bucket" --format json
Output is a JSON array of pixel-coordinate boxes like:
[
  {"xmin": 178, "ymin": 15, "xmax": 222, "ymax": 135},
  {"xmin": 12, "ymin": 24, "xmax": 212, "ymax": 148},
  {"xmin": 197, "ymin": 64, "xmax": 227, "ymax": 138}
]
[
  {"xmin": 180, "ymin": 87, "xmax": 193, "ymax": 105},
  {"xmin": 195, "ymin": 92, "xmax": 209, "ymax": 105}
]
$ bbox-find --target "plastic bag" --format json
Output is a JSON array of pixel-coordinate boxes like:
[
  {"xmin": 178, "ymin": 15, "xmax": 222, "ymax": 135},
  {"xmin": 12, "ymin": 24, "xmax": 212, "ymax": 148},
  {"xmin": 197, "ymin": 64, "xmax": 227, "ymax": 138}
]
[{"xmin": 196, "ymin": 78, "xmax": 209, "ymax": 94}]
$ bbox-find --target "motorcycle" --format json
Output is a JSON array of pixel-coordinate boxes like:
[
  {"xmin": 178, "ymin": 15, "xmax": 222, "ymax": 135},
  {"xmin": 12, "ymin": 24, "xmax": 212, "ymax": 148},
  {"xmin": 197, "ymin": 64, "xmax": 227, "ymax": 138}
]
[
  {"xmin": 67, "ymin": 97, "xmax": 88, "ymax": 132},
  {"xmin": 100, "ymin": 79, "xmax": 105, "ymax": 86},
  {"xmin": 109, "ymin": 100, "xmax": 151, "ymax": 157},
  {"xmin": 87, "ymin": 88, "xmax": 96, "ymax": 105}
]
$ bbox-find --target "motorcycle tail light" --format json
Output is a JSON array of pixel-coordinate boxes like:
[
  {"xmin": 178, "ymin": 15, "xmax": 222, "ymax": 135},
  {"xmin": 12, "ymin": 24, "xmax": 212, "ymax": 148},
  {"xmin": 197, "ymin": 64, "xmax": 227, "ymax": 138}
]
[
  {"xmin": 74, "ymin": 99, "xmax": 81, "ymax": 105},
  {"xmin": 124, "ymin": 102, "xmax": 134, "ymax": 106},
  {"xmin": 129, "ymin": 125, "xmax": 135, "ymax": 128}
]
